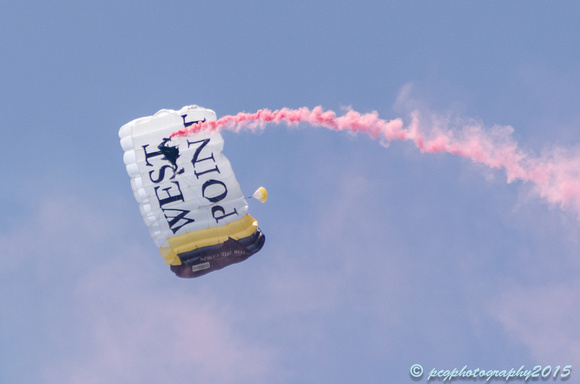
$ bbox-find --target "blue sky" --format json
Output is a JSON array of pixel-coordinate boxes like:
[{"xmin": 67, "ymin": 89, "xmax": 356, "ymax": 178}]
[{"xmin": 2, "ymin": 1, "xmax": 580, "ymax": 383}]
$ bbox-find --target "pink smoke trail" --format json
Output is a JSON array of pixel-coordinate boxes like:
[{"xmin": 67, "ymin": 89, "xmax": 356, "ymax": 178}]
[{"xmin": 171, "ymin": 106, "xmax": 580, "ymax": 218}]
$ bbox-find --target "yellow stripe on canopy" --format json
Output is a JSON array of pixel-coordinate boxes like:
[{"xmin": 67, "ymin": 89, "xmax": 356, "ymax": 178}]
[{"xmin": 160, "ymin": 214, "xmax": 259, "ymax": 265}]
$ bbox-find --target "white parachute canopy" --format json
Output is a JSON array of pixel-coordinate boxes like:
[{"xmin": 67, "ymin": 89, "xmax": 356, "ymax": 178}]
[
  {"xmin": 251, "ymin": 186, "xmax": 268, "ymax": 203},
  {"xmin": 119, "ymin": 105, "xmax": 265, "ymax": 278}
]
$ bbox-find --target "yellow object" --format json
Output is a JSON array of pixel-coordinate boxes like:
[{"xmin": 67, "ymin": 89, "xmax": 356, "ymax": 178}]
[
  {"xmin": 160, "ymin": 214, "xmax": 259, "ymax": 265},
  {"xmin": 252, "ymin": 187, "xmax": 268, "ymax": 203}
]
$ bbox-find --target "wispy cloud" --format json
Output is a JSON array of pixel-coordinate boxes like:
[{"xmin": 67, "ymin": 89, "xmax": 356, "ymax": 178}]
[
  {"xmin": 43, "ymin": 273, "xmax": 277, "ymax": 384},
  {"xmin": 491, "ymin": 281, "xmax": 580, "ymax": 364},
  {"xmin": 0, "ymin": 191, "xmax": 277, "ymax": 384}
]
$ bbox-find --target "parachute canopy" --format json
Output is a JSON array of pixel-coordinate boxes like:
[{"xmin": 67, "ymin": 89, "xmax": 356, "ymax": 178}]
[
  {"xmin": 119, "ymin": 105, "xmax": 265, "ymax": 278},
  {"xmin": 251, "ymin": 186, "xmax": 268, "ymax": 203}
]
